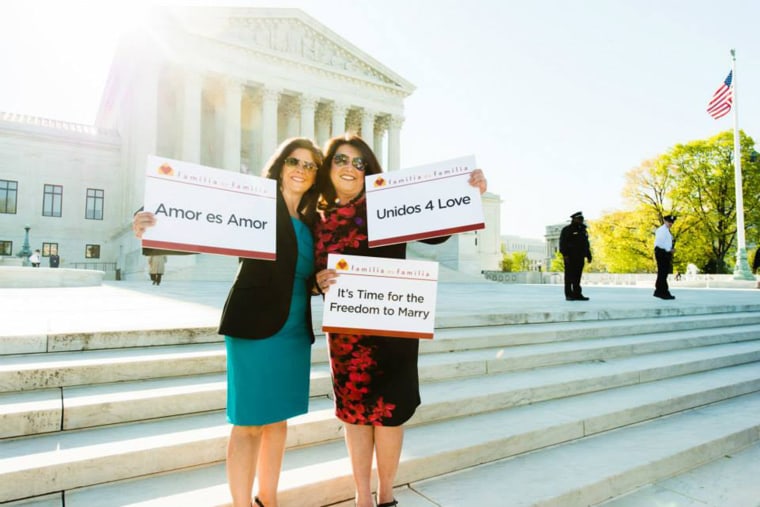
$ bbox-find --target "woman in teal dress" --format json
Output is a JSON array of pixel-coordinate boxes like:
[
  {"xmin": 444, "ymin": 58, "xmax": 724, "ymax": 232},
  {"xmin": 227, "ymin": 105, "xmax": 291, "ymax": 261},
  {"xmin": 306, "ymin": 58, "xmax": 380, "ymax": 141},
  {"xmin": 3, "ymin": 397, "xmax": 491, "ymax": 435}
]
[
  {"xmin": 134, "ymin": 138, "xmax": 322, "ymax": 507},
  {"xmin": 225, "ymin": 216, "xmax": 313, "ymax": 425}
]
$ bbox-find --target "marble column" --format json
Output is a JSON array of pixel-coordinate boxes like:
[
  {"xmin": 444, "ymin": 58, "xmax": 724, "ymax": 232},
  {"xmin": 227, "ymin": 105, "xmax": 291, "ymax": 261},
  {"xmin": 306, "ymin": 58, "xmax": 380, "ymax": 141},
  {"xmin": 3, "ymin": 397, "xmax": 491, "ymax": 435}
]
[
  {"xmin": 260, "ymin": 88, "xmax": 280, "ymax": 160},
  {"xmin": 284, "ymin": 97, "xmax": 300, "ymax": 139},
  {"xmin": 130, "ymin": 60, "xmax": 160, "ymax": 207},
  {"xmin": 223, "ymin": 79, "xmax": 242, "ymax": 171},
  {"xmin": 315, "ymin": 105, "xmax": 331, "ymax": 147},
  {"xmin": 374, "ymin": 115, "xmax": 389, "ymax": 168},
  {"xmin": 299, "ymin": 95, "xmax": 317, "ymax": 141},
  {"xmin": 361, "ymin": 109, "xmax": 375, "ymax": 151},
  {"xmin": 245, "ymin": 91, "xmax": 262, "ymax": 174},
  {"xmin": 181, "ymin": 70, "xmax": 202, "ymax": 164},
  {"xmin": 388, "ymin": 115, "xmax": 404, "ymax": 171},
  {"xmin": 331, "ymin": 102, "xmax": 347, "ymax": 137}
]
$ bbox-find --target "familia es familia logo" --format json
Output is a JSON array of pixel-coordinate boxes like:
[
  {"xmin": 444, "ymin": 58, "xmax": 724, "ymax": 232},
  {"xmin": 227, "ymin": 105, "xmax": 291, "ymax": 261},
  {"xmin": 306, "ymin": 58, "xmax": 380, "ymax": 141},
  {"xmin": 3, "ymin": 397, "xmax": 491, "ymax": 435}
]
[
  {"xmin": 372, "ymin": 176, "xmax": 386, "ymax": 188},
  {"xmin": 334, "ymin": 257, "xmax": 435, "ymax": 280},
  {"xmin": 157, "ymin": 162, "xmax": 175, "ymax": 176}
]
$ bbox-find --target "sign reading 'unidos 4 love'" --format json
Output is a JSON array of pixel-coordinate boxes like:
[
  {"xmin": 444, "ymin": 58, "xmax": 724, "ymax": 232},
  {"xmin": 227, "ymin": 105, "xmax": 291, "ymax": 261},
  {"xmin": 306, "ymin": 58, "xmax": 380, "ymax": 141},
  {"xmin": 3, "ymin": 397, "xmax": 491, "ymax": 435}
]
[
  {"xmin": 365, "ymin": 155, "xmax": 485, "ymax": 248},
  {"xmin": 322, "ymin": 254, "xmax": 439, "ymax": 339},
  {"xmin": 142, "ymin": 155, "xmax": 278, "ymax": 260}
]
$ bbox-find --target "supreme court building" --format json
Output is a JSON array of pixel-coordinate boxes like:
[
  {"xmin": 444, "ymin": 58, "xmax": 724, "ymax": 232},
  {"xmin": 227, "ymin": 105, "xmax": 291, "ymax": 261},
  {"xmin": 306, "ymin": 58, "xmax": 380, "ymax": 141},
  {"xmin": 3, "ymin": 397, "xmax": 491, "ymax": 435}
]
[{"xmin": 0, "ymin": 6, "xmax": 501, "ymax": 280}]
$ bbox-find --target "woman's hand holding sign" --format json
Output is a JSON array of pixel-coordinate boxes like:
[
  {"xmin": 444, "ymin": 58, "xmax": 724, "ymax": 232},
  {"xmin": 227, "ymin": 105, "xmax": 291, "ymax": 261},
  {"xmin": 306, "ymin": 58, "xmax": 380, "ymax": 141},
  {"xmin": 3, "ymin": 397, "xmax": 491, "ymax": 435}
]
[
  {"xmin": 316, "ymin": 268, "xmax": 337, "ymax": 293},
  {"xmin": 133, "ymin": 211, "xmax": 157, "ymax": 238},
  {"xmin": 468, "ymin": 169, "xmax": 487, "ymax": 194}
]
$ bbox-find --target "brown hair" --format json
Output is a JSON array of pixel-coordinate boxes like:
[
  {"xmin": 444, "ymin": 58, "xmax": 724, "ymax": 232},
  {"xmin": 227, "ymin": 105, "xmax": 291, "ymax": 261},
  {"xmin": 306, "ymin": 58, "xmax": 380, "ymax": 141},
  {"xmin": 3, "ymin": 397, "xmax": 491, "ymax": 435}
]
[
  {"xmin": 317, "ymin": 133, "xmax": 382, "ymax": 209},
  {"xmin": 261, "ymin": 137, "xmax": 323, "ymax": 226}
]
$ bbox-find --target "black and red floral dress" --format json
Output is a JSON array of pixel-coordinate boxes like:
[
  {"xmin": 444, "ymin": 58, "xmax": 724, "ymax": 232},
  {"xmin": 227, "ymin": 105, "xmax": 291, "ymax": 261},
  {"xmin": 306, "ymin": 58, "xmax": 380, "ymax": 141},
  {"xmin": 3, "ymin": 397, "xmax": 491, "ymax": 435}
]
[{"xmin": 314, "ymin": 194, "xmax": 445, "ymax": 426}]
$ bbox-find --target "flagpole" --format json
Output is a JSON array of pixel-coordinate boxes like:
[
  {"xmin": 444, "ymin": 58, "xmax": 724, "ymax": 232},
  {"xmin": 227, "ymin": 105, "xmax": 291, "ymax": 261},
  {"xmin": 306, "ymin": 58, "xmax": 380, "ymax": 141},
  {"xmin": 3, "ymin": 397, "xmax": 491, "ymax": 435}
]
[{"xmin": 731, "ymin": 48, "xmax": 753, "ymax": 279}]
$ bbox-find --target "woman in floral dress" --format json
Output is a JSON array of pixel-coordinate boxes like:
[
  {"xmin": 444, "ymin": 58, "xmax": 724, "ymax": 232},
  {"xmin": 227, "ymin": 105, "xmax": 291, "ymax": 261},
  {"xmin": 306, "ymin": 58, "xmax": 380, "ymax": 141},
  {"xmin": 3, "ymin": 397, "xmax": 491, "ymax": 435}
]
[{"xmin": 314, "ymin": 134, "xmax": 487, "ymax": 507}]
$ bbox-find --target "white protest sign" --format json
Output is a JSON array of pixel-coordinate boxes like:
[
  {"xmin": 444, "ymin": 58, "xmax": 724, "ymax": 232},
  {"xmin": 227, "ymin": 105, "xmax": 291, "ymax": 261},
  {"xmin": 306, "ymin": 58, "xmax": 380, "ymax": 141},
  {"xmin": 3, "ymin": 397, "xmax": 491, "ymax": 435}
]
[
  {"xmin": 142, "ymin": 155, "xmax": 277, "ymax": 260},
  {"xmin": 322, "ymin": 254, "xmax": 439, "ymax": 339},
  {"xmin": 365, "ymin": 155, "xmax": 485, "ymax": 248}
]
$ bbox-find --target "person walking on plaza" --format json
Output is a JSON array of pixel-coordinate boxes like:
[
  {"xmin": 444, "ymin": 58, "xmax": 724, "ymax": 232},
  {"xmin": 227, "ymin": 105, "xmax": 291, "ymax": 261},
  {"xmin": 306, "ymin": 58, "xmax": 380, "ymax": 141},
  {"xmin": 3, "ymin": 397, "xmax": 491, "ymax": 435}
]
[
  {"xmin": 559, "ymin": 211, "xmax": 592, "ymax": 301},
  {"xmin": 29, "ymin": 249, "xmax": 41, "ymax": 267},
  {"xmin": 314, "ymin": 134, "xmax": 487, "ymax": 507},
  {"xmin": 133, "ymin": 138, "xmax": 322, "ymax": 507},
  {"xmin": 654, "ymin": 214, "xmax": 676, "ymax": 300},
  {"xmin": 753, "ymin": 247, "xmax": 760, "ymax": 289},
  {"xmin": 148, "ymin": 254, "xmax": 167, "ymax": 285}
]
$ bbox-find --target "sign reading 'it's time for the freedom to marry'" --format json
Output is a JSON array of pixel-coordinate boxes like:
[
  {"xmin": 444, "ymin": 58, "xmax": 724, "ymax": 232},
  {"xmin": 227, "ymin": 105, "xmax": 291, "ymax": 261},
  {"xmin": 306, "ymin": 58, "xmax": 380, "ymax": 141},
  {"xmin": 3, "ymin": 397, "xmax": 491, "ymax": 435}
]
[
  {"xmin": 365, "ymin": 155, "xmax": 485, "ymax": 247},
  {"xmin": 322, "ymin": 253, "xmax": 439, "ymax": 339},
  {"xmin": 141, "ymin": 155, "xmax": 278, "ymax": 260}
]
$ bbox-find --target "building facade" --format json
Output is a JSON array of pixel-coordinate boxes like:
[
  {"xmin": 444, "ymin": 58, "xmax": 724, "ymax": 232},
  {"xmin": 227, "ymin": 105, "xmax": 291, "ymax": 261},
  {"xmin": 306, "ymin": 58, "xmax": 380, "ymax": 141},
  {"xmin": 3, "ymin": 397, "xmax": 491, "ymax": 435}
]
[
  {"xmin": 0, "ymin": 6, "xmax": 501, "ymax": 279},
  {"xmin": 501, "ymin": 234, "xmax": 546, "ymax": 271}
]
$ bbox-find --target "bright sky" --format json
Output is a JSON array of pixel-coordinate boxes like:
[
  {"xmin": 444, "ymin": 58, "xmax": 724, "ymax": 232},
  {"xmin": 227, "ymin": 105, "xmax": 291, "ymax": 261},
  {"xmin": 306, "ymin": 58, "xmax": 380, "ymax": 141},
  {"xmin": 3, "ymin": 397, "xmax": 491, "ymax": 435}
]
[{"xmin": 1, "ymin": 0, "xmax": 759, "ymax": 239}]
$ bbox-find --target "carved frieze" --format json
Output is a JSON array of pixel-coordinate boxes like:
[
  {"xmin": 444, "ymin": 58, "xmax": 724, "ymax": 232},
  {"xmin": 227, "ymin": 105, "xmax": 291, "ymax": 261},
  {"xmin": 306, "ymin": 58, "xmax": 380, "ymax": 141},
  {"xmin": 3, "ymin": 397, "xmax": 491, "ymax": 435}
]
[{"xmin": 222, "ymin": 17, "xmax": 401, "ymax": 87}]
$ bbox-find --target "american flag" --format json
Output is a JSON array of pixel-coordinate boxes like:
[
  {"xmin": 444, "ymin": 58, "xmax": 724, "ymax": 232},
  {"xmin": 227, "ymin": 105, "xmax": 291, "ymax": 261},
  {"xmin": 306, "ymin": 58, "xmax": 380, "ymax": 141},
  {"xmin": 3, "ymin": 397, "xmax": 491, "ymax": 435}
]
[{"xmin": 706, "ymin": 71, "xmax": 733, "ymax": 119}]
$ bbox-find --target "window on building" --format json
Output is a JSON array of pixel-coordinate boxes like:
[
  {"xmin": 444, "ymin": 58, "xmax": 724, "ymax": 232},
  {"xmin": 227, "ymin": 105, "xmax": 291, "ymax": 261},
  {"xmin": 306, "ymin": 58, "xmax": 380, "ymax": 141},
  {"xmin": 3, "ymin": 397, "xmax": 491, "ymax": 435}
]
[
  {"xmin": 0, "ymin": 180, "xmax": 18, "ymax": 214},
  {"xmin": 42, "ymin": 243, "xmax": 59, "ymax": 256},
  {"xmin": 42, "ymin": 184, "xmax": 63, "ymax": 217},
  {"xmin": 85, "ymin": 188, "xmax": 104, "ymax": 220},
  {"xmin": 0, "ymin": 240, "xmax": 12, "ymax": 256},
  {"xmin": 85, "ymin": 244, "xmax": 100, "ymax": 259}
]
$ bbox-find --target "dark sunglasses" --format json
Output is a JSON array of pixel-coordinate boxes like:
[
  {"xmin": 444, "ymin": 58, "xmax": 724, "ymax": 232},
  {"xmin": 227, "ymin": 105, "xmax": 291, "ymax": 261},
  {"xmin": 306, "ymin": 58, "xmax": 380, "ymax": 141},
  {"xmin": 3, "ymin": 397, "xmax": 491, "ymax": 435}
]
[
  {"xmin": 284, "ymin": 157, "xmax": 317, "ymax": 172},
  {"xmin": 332, "ymin": 153, "xmax": 367, "ymax": 171}
]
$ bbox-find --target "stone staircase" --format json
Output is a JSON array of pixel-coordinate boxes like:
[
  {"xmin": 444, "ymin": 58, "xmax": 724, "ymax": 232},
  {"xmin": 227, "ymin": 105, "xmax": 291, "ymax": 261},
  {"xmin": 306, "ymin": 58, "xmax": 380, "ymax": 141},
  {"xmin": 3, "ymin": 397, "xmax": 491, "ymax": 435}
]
[{"xmin": 2, "ymin": 301, "xmax": 760, "ymax": 506}]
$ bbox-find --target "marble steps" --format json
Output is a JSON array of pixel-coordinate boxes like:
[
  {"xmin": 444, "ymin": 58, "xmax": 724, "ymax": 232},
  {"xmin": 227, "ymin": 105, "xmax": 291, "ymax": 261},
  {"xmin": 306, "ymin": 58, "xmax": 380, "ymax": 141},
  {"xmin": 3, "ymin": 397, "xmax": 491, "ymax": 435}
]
[
  {"xmin": 0, "ymin": 326, "xmax": 221, "ymax": 356},
  {"xmin": 431, "ymin": 302, "xmax": 760, "ymax": 328},
  {"xmin": 41, "ymin": 364, "xmax": 760, "ymax": 507},
  {"xmin": 405, "ymin": 392, "xmax": 760, "ymax": 507},
  {"xmin": 3, "ymin": 322, "xmax": 760, "ymax": 439},
  {"xmin": 422, "ymin": 311, "xmax": 760, "ymax": 353},
  {"xmin": 5, "ymin": 309, "xmax": 760, "ymax": 357},
  {"xmin": 2, "ymin": 341, "xmax": 760, "ymax": 503},
  {"xmin": 4, "ymin": 313, "xmax": 760, "ymax": 394}
]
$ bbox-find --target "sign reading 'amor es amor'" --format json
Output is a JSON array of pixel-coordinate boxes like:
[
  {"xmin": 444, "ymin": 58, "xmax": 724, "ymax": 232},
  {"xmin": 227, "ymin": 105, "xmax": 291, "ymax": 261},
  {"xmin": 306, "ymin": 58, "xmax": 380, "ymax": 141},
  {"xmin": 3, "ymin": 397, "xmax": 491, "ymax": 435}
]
[{"xmin": 142, "ymin": 155, "xmax": 278, "ymax": 259}]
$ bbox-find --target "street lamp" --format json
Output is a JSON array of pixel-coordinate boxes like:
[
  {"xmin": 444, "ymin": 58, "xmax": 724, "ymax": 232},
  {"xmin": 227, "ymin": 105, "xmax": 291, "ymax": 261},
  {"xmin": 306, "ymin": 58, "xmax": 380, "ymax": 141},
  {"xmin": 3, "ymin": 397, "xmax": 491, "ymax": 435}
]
[{"xmin": 16, "ymin": 225, "xmax": 32, "ymax": 266}]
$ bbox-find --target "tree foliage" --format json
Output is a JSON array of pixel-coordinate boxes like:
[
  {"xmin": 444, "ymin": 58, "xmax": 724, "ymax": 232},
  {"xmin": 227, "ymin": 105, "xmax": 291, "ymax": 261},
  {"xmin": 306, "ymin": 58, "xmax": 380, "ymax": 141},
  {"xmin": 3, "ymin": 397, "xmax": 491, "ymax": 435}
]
[
  {"xmin": 500, "ymin": 250, "xmax": 530, "ymax": 272},
  {"xmin": 594, "ymin": 130, "xmax": 760, "ymax": 273}
]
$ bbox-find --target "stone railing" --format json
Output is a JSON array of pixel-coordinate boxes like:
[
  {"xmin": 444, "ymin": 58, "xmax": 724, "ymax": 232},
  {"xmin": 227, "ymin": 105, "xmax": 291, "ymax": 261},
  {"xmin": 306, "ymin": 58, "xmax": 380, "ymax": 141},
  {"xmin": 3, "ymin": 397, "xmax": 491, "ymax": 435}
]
[
  {"xmin": 0, "ymin": 266, "xmax": 104, "ymax": 288},
  {"xmin": 483, "ymin": 270, "xmax": 757, "ymax": 289},
  {"xmin": 0, "ymin": 111, "xmax": 118, "ymax": 138}
]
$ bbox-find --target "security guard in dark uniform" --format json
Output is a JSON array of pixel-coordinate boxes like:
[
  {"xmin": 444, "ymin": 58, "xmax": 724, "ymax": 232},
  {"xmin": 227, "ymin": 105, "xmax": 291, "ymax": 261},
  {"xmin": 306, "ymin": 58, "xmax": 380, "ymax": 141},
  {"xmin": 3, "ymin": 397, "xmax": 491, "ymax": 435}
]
[{"xmin": 559, "ymin": 211, "xmax": 592, "ymax": 301}]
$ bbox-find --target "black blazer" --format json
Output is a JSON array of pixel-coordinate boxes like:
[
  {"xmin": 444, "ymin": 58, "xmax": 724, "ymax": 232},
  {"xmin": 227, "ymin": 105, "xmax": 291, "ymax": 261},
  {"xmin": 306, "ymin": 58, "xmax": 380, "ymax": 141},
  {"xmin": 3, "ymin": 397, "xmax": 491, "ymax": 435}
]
[
  {"xmin": 143, "ymin": 194, "xmax": 316, "ymax": 342},
  {"xmin": 218, "ymin": 193, "xmax": 316, "ymax": 341}
]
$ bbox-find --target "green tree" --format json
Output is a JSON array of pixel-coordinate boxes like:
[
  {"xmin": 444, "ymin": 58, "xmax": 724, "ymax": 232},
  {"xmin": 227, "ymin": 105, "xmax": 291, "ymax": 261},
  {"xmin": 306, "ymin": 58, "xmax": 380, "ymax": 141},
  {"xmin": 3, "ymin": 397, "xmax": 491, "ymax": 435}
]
[
  {"xmin": 550, "ymin": 250, "xmax": 564, "ymax": 272},
  {"xmin": 594, "ymin": 130, "xmax": 760, "ymax": 274},
  {"xmin": 589, "ymin": 211, "xmax": 655, "ymax": 273},
  {"xmin": 668, "ymin": 131, "xmax": 760, "ymax": 273},
  {"xmin": 511, "ymin": 251, "xmax": 530, "ymax": 272},
  {"xmin": 500, "ymin": 250, "xmax": 530, "ymax": 272}
]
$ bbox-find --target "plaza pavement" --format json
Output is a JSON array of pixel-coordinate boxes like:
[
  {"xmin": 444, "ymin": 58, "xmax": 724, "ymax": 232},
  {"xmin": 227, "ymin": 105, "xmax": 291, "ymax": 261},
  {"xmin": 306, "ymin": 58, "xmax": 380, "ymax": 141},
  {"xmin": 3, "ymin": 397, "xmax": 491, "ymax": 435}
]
[
  {"xmin": 3, "ymin": 278, "xmax": 760, "ymax": 338},
  {"xmin": 2, "ymin": 279, "xmax": 760, "ymax": 506}
]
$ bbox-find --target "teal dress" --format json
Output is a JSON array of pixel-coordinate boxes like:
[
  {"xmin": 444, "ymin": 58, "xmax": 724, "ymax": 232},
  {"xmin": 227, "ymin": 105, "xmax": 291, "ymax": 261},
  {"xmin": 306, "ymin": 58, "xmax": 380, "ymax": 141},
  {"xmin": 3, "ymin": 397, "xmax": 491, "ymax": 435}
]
[{"xmin": 225, "ymin": 217, "xmax": 314, "ymax": 425}]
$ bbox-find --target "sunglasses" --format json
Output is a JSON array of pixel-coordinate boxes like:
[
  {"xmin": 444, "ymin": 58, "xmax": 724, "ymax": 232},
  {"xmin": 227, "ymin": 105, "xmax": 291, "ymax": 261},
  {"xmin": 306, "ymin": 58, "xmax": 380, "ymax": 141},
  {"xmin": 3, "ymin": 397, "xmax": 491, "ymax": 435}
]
[
  {"xmin": 332, "ymin": 153, "xmax": 367, "ymax": 171},
  {"xmin": 284, "ymin": 157, "xmax": 317, "ymax": 172}
]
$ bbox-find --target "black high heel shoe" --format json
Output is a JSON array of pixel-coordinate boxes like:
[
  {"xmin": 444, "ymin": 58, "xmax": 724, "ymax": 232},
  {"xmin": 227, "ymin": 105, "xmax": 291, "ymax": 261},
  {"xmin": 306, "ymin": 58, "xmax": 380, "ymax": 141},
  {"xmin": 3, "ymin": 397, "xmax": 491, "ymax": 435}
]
[
  {"xmin": 254, "ymin": 497, "xmax": 265, "ymax": 507},
  {"xmin": 377, "ymin": 501, "xmax": 398, "ymax": 507}
]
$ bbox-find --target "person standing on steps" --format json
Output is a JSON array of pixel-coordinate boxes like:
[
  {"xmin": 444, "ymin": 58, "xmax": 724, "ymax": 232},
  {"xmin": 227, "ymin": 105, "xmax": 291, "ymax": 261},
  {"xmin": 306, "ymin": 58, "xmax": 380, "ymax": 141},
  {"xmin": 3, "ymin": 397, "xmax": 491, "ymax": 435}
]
[
  {"xmin": 148, "ymin": 254, "xmax": 166, "ymax": 285},
  {"xmin": 559, "ymin": 211, "xmax": 592, "ymax": 301},
  {"xmin": 314, "ymin": 134, "xmax": 488, "ymax": 507},
  {"xmin": 133, "ymin": 138, "xmax": 323, "ymax": 507},
  {"xmin": 653, "ymin": 215, "xmax": 677, "ymax": 300}
]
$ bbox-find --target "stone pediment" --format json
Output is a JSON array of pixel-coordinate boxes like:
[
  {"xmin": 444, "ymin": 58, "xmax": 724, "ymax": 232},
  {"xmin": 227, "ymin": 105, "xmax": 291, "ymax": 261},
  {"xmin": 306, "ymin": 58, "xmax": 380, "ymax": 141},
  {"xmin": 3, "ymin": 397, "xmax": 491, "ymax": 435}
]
[{"xmin": 168, "ymin": 7, "xmax": 414, "ymax": 93}]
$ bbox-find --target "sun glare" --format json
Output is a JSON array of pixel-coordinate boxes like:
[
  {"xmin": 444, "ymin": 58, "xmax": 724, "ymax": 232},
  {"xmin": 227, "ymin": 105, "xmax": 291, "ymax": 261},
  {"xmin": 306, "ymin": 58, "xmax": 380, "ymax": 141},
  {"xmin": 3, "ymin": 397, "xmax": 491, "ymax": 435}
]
[{"xmin": 1, "ymin": 1, "xmax": 163, "ymax": 123}]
